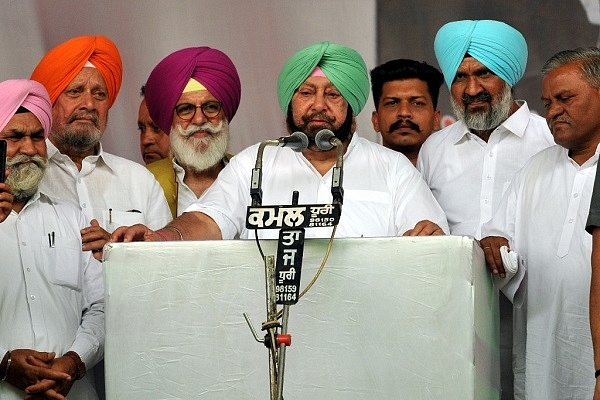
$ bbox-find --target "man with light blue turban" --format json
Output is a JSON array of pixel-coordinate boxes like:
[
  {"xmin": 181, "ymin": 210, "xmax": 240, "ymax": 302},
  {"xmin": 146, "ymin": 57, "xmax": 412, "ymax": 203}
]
[
  {"xmin": 112, "ymin": 42, "xmax": 449, "ymax": 244},
  {"xmin": 417, "ymin": 20, "xmax": 555, "ymax": 399}
]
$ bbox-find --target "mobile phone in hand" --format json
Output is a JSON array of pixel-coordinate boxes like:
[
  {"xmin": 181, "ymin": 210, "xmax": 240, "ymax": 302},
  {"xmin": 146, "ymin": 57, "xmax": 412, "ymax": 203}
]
[{"xmin": 0, "ymin": 140, "xmax": 6, "ymax": 183}]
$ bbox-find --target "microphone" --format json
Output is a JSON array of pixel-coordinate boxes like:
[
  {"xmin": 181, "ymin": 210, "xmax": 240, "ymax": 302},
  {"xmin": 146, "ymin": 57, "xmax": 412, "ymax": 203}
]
[
  {"xmin": 314, "ymin": 129, "xmax": 344, "ymax": 205},
  {"xmin": 251, "ymin": 132, "xmax": 309, "ymax": 206},
  {"xmin": 315, "ymin": 129, "xmax": 340, "ymax": 151},
  {"xmin": 278, "ymin": 131, "xmax": 309, "ymax": 152}
]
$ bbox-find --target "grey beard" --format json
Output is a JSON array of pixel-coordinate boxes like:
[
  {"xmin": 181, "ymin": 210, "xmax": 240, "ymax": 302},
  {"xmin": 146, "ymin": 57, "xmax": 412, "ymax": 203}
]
[
  {"xmin": 451, "ymin": 84, "xmax": 513, "ymax": 131},
  {"xmin": 6, "ymin": 154, "xmax": 48, "ymax": 201},
  {"xmin": 170, "ymin": 120, "xmax": 229, "ymax": 173},
  {"xmin": 51, "ymin": 124, "xmax": 103, "ymax": 153}
]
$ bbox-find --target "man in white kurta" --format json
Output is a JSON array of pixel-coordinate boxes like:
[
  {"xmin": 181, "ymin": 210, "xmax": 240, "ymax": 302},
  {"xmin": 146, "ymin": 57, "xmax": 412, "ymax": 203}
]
[
  {"xmin": 42, "ymin": 140, "xmax": 172, "ymax": 231},
  {"xmin": 112, "ymin": 42, "xmax": 448, "ymax": 242},
  {"xmin": 481, "ymin": 145, "xmax": 596, "ymax": 399},
  {"xmin": 0, "ymin": 192, "xmax": 105, "ymax": 400},
  {"xmin": 418, "ymin": 20, "xmax": 554, "ymax": 239},
  {"xmin": 417, "ymin": 100, "xmax": 554, "ymax": 238},
  {"xmin": 419, "ymin": 20, "xmax": 555, "ymax": 398},
  {"xmin": 189, "ymin": 132, "xmax": 448, "ymax": 239},
  {"xmin": 31, "ymin": 35, "xmax": 171, "ymax": 261},
  {"xmin": 0, "ymin": 79, "xmax": 104, "ymax": 399},
  {"xmin": 481, "ymin": 47, "xmax": 600, "ymax": 399}
]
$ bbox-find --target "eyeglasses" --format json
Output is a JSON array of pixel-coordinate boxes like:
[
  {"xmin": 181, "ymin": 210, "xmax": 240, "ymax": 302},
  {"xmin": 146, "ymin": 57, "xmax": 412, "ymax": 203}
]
[{"xmin": 174, "ymin": 101, "xmax": 223, "ymax": 120}]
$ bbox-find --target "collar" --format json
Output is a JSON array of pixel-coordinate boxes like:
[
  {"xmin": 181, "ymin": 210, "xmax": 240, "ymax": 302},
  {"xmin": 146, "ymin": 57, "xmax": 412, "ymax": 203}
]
[
  {"xmin": 46, "ymin": 139, "xmax": 115, "ymax": 173},
  {"xmin": 172, "ymin": 155, "xmax": 230, "ymax": 177},
  {"xmin": 452, "ymin": 100, "xmax": 531, "ymax": 145}
]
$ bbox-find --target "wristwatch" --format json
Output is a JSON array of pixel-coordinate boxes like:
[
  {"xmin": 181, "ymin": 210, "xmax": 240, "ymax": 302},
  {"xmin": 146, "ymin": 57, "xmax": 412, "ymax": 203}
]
[{"xmin": 63, "ymin": 351, "xmax": 86, "ymax": 380}]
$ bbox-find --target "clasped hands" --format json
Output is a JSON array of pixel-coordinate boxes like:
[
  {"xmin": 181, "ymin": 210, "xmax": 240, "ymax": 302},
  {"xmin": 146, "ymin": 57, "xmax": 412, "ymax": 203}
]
[{"xmin": 5, "ymin": 349, "xmax": 77, "ymax": 400}]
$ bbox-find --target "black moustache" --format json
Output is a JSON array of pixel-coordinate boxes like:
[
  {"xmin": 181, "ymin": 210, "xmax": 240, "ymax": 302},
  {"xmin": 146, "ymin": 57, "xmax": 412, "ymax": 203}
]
[
  {"xmin": 389, "ymin": 119, "xmax": 421, "ymax": 133},
  {"xmin": 462, "ymin": 92, "xmax": 492, "ymax": 104}
]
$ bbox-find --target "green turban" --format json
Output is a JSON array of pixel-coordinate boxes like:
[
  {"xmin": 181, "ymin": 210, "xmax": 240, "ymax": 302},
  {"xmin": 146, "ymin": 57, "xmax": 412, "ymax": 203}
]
[{"xmin": 277, "ymin": 41, "xmax": 369, "ymax": 115}]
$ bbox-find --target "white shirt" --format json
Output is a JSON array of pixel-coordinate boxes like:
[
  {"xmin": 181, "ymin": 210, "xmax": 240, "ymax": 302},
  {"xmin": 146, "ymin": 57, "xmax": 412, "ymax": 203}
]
[
  {"xmin": 481, "ymin": 145, "xmax": 597, "ymax": 400},
  {"xmin": 173, "ymin": 161, "xmax": 198, "ymax": 217},
  {"xmin": 417, "ymin": 101, "xmax": 554, "ymax": 238},
  {"xmin": 40, "ymin": 140, "xmax": 172, "ymax": 232},
  {"xmin": 0, "ymin": 192, "xmax": 104, "ymax": 400},
  {"xmin": 173, "ymin": 157, "xmax": 229, "ymax": 217},
  {"xmin": 186, "ymin": 133, "xmax": 449, "ymax": 239}
]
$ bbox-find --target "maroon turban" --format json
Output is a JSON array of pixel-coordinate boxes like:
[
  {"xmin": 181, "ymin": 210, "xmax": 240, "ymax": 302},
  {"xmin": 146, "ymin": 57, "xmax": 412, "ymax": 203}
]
[{"xmin": 145, "ymin": 47, "xmax": 241, "ymax": 133}]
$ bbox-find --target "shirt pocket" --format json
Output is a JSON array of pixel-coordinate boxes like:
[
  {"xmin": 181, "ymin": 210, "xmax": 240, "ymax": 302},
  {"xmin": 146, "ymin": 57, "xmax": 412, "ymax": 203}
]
[
  {"xmin": 102, "ymin": 209, "xmax": 145, "ymax": 232},
  {"xmin": 41, "ymin": 236, "xmax": 83, "ymax": 291}
]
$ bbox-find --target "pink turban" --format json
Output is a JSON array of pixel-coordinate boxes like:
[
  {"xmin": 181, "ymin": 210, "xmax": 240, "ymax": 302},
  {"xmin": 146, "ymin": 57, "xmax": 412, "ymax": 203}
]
[
  {"xmin": 145, "ymin": 47, "xmax": 241, "ymax": 133},
  {"xmin": 0, "ymin": 79, "xmax": 52, "ymax": 137},
  {"xmin": 30, "ymin": 35, "xmax": 123, "ymax": 107}
]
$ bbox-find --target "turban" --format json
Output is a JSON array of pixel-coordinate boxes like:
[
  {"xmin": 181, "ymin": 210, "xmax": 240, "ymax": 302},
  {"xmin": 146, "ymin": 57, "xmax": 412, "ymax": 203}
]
[
  {"xmin": 0, "ymin": 79, "xmax": 52, "ymax": 137},
  {"xmin": 434, "ymin": 20, "xmax": 527, "ymax": 88},
  {"xmin": 145, "ymin": 47, "xmax": 241, "ymax": 134},
  {"xmin": 30, "ymin": 35, "xmax": 123, "ymax": 107},
  {"xmin": 277, "ymin": 42, "xmax": 369, "ymax": 115}
]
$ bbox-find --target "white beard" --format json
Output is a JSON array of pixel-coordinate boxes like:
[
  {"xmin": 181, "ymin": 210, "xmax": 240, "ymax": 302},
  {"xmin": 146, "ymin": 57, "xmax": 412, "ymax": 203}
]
[
  {"xmin": 451, "ymin": 83, "xmax": 513, "ymax": 131},
  {"xmin": 170, "ymin": 120, "xmax": 229, "ymax": 173},
  {"xmin": 6, "ymin": 154, "xmax": 48, "ymax": 201}
]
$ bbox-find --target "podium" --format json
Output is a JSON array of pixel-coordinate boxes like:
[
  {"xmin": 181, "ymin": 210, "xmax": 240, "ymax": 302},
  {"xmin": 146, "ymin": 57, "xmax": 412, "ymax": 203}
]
[{"xmin": 103, "ymin": 236, "xmax": 499, "ymax": 399}]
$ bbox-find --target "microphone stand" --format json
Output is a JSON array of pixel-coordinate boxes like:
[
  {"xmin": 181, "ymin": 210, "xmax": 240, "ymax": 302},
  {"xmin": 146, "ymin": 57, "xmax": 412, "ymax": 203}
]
[
  {"xmin": 330, "ymin": 137, "xmax": 344, "ymax": 205},
  {"xmin": 244, "ymin": 132, "xmax": 344, "ymax": 400},
  {"xmin": 251, "ymin": 140, "xmax": 279, "ymax": 206}
]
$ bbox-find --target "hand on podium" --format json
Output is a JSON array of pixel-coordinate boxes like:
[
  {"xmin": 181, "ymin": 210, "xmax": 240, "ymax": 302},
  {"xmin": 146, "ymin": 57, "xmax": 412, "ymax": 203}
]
[
  {"xmin": 402, "ymin": 219, "xmax": 446, "ymax": 236},
  {"xmin": 111, "ymin": 224, "xmax": 158, "ymax": 242}
]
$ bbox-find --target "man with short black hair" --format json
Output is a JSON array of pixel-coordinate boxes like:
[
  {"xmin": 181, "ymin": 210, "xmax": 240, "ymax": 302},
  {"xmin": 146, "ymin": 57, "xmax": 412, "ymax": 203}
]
[{"xmin": 370, "ymin": 59, "xmax": 443, "ymax": 165}]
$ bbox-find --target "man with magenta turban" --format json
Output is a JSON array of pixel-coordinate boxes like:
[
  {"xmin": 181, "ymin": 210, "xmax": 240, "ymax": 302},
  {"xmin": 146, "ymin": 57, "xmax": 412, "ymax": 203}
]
[
  {"xmin": 417, "ymin": 20, "xmax": 555, "ymax": 398},
  {"xmin": 0, "ymin": 79, "xmax": 104, "ymax": 400},
  {"xmin": 144, "ymin": 47, "xmax": 241, "ymax": 218},
  {"xmin": 112, "ymin": 41, "xmax": 448, "ymax": 242},
  {"xmin": 30, "ymin": 35, "xmax": 171, "ymax": 260}
]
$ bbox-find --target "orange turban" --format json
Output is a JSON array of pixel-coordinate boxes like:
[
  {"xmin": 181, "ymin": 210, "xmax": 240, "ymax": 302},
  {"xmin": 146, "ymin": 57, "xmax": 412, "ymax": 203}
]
[{"xmin": 30, "ymin": 35, "xmax": 123, "ymax": 107}]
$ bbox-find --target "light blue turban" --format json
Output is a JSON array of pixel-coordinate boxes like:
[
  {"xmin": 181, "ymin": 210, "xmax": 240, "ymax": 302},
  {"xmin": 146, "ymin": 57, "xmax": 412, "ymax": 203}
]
[
  {"xmin": 277, "ymin": 41, "xmax": 369, "ymax": 115},
  {"xmin": 434, "ymin": 20, "xmax": 528, "ymax": 88}
]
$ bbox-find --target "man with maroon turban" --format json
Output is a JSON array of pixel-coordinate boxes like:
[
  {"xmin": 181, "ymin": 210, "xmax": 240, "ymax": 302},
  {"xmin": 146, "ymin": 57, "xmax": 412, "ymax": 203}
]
[
  {"xmin": 30, "ymin": 35, "xmax": 171, "ymax": 259},
  {"xmin": 144, "ymin": 47, "xmax": 241, "ymax": 218},
  {"xmin": 0, "ymin": 79, "xmax": 104, "ymax": 400}
]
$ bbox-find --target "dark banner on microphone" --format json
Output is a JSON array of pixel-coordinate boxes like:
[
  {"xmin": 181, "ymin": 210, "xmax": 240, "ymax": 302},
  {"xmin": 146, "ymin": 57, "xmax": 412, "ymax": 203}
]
[{"xmin": 246, "ymin": 203, "xmax": 341, "ymax": 229}]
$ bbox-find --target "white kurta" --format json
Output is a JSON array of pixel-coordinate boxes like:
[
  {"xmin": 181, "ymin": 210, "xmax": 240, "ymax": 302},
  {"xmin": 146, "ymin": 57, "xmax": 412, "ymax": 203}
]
[
  {"xmin": 173, "ymin": 157, "xmax": 229, "ymax": 217},
  {"xmin": 40, "ymin": 140, "xmax": 172, "ymax": 232},
  {"xmin": 186, "ymin": 133, "xmax": 449, "ymax": 239},
  {"xmin": 0, "ymin": 192, "xmax": 104, "ymax": 400},
  {"xmin": 417, "ymin": 101, "xmax": 554, "ymax": 238},
  {"xmin": 481, "ymin": 145, "xmax": 597, "ymax": 399}
]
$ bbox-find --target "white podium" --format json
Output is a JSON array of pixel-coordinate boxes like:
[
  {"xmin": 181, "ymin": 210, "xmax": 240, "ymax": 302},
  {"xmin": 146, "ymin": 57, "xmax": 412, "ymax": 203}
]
[{"xmin": 103, "ymin": 236, "xmax": 499, "ymax": 399}]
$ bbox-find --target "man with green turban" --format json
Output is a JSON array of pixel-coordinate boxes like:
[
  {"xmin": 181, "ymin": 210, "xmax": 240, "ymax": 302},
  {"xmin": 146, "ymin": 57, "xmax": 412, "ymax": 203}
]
[
  {"xmin": 112, "ymin": 42, "xmax": 448, "ymax": 242},
  {"xmin": 417, "ymin": 20, "xmax": 555, "ymax": 398}
]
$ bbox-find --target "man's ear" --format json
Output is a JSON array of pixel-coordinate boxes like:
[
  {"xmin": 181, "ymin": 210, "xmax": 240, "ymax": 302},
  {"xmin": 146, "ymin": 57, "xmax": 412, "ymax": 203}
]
[{"xmin": 371, "ymin": 111, "xmax": 380, "ymax": 132}]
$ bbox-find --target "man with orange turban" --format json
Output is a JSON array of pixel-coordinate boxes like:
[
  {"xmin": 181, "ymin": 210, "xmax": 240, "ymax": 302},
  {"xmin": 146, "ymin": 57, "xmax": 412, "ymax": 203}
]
[
  {"xmin": 144, "ymin": 47, "xmax": 241, "ymax": 218},
  {"xmin": 30, "ymin": 35, "xmax": 171, "ymax": 259}
]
